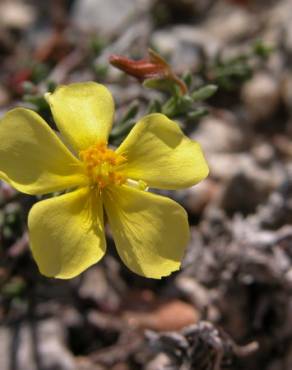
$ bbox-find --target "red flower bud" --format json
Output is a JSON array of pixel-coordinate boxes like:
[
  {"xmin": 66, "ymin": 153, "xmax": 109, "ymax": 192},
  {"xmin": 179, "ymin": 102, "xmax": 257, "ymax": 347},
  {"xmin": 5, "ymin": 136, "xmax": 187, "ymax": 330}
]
[
  {"xmin": 109, "ymin": 55, "xmax": 166, "ymax": 81},
  {"xmin": 109, "ymin": 49, "xmax": 187, "ymax": 95}
]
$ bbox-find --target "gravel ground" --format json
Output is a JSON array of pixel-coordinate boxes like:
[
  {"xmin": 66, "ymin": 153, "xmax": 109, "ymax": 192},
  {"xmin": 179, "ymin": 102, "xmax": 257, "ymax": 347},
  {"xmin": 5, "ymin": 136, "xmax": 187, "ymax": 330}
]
[{"xmin": 0, "ymin": 1, "xmax": 292, "ymax": 369}]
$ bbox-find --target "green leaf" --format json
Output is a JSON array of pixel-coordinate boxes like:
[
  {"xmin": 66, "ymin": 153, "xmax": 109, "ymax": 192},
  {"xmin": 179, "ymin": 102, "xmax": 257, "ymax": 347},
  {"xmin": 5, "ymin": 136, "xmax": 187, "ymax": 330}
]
[
  {"xmin": 162, "ymin": 95, "xmax": 193, "ymax": 117},
  {"xmin": 191, "ymin": 85, "xmax": 218, "ymax": 101},
  {"xmin": 143, "ymin": 77, "xmax": 178, "ymax": 94},
  {"xmin": 110, "ymin": 119, "xmax": 136, "ymax": 141},
  {"xmin": 187, "ymin": 107, "xmax": 209, "ymax": 120},
  {"xmin": 23, "ymin": 94, "xmax": 49, "ymax": 111},
  {"xmin": 147, "ymin": 99, "xmax": 162, "ymax": 114},
  {"xmin": 182, "ymin": 72, "xmax": 193, "ymax": 89},
  {"xmin": 252, "ymin": 39, "xmax": 274, "ymax": 59}
]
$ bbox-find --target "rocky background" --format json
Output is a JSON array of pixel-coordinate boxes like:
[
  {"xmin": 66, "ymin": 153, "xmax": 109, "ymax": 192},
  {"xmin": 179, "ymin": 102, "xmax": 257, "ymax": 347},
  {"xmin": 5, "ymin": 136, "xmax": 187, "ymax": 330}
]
[{"xmin": 1, "ymin": 0, "xmax": 292, "ymax": 369}]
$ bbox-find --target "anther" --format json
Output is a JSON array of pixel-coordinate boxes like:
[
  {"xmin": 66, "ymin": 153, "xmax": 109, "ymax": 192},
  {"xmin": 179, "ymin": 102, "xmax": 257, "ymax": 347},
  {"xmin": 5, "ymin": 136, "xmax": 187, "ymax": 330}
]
[{"xmin": 80, "ymin": 141, "xmax": 127, "ymax": 189}]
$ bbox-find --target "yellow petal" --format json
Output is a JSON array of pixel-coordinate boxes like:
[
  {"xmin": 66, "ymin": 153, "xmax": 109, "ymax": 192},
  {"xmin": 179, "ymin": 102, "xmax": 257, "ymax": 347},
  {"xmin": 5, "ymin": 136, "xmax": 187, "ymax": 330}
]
[
  {"xmin": 103, "ymin": 185, "xmax": 189, "ymax": 279},
  {"xmin": 46, "ymin": 82, "xmax": 114, "ymax": 152},
  {"xmin": 0, "ymin": 108, "xmax": 86, "ymax": 195},
  {"xmin": 116, "ymin": 113, "xmax": 209, "ymax": 190},
  {"xmin": 28, "ymin": 187, "xmax": 106, "ymax": 279}
]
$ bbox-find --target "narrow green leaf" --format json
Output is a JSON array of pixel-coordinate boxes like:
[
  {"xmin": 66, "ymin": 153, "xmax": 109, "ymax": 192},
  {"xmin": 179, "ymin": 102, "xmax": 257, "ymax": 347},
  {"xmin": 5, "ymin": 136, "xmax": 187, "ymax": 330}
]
[{"xmin": 191, "ymin": 85, "xmax": 218, "ymax": 101}]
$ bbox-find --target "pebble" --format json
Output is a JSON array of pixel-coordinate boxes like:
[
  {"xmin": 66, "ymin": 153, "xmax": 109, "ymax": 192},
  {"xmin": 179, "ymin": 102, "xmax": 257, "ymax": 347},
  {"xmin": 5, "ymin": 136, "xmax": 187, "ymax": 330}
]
[
  {"xmin": 72, "ymin": 0, "xmax": 151, "ymax": 35},
  {"xmin": 0, "ymin": 320, "xmax": 76, "ymax": 370},
  {"xmin": 152, "ymin": 26, "xmax": 220, "ymax": 71},
  {"xmin": 124, "ymin": 299, "xmax": 200, "ymax": 332},
  {"xmin": 181, "ymin": 178, "xmax": 219, "ymax": 215},
  {"xmin": 252, "ymin": 142, "xmax": 276, "ymax": 167},
  {"xmin": 241, "ymin": 73, "xmax": 281, "ymax": 123},
  {"xmin": 0, "ymin": 1, "xmax": 36, "ymax": 29},
  {"xmin": 205, "ymin": 3, "xmax": 258, "ymax": 42},
  {"xmin": 191, "ymin": 115, "xmax": 248, "ymax": 154}
]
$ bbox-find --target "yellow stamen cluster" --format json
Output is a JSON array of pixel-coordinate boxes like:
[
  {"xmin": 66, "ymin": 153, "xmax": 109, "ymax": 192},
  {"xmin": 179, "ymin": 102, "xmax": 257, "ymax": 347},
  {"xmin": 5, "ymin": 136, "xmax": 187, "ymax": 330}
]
[{"xmin": 80, "ymin": 141, "xmax": 126, "ymax": 189}]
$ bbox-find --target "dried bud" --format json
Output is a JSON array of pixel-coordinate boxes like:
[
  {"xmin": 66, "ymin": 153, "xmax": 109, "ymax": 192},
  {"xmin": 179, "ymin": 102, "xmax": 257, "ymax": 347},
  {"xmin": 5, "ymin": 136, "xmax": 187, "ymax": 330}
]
[
  {"xmin": 109, "ymin": 49, "xmax": 187, "ymax": 95},
  {"xmin": 109, "ymin": 51, "xmax": 166, "ymax": 81}
]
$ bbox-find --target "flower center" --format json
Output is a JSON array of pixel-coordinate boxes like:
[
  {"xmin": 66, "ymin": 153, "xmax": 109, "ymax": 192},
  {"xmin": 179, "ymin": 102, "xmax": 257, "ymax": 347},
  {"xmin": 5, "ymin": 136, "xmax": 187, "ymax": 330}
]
[{"xmin": 80, "ymin": 141, "xmax": 127, "ymax": 189}]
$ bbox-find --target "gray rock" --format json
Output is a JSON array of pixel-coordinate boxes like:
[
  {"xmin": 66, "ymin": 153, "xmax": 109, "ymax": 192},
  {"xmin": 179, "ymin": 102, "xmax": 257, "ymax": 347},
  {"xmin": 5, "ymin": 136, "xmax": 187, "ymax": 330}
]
[
  {"xmin": 152, "ymin": 26, "xmax": 220, "ymax": 71},
  {"xmin": 251, "ymin": 142, "xmax": 276, "ymax": 167},
  {"xmin": 191, "ymin": 115, "xmax": 248, "ymax": 154},
  {"xmin": 145, "ymin": 353, "xmax": 172, "ymax": 370},
  {"xmin": 241, "ymin": 73, "xmax": 281, "ymax": 123},
  {"xmin": 204, "ymin": 3, "xmax": 259, "ymax": 43},
  {"xmin": 0, "ymin": 1, "xmax": 36, "ymax": 29},
  {"xmin": 180, "ymin": 178, "xmax": 218, "ymax": 215},
  {"xmin": 0, "ymin": 328, "xmax": 10, "ymax": 370},
  {"xmin": 0, "ymin": 320, "xmax": 76, "ymax": 370},
  {"xmin": 208, "ymin": 152, "xmax": 282, "ymax": 185},
  {"xmin": 72, "ymin": 0, "xmax": 151, "ymax": 35},
  {"xmin": 206, "ymin": 151, "xmax": 283, "ymax": 213}
]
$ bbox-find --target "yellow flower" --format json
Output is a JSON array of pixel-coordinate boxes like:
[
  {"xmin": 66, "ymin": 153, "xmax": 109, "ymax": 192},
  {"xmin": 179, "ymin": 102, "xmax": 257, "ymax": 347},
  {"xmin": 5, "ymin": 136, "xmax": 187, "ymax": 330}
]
[{"xmin": 0, "ymin": 82, "xmax": 209, "ymax": 279}]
